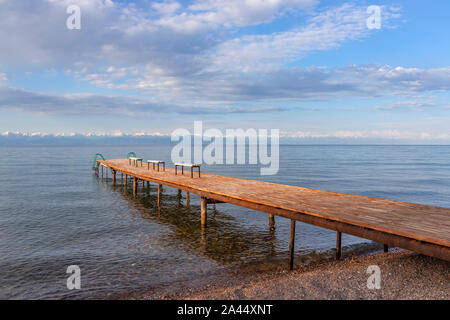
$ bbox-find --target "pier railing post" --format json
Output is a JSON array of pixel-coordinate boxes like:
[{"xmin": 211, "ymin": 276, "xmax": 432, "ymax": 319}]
[
  {"xmin": 289, "ymin": 220, "xmax": 296, "ymax": 270},
  {"xmin": 201, "ymin": 197, "xmax": 207, "ymax": 227},
  {"xmin": 336, "ymin": 231, "xmax": 342, "ymax": 260}
]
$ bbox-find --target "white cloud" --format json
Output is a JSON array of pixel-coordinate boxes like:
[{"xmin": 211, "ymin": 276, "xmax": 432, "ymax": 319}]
[
  {"xmin": 282, "ymin": 129, "xmax": 450, "ymax": 140},
  {"xmin": 61, "ymin": 4, "xmax": 408, "ymax": 104},
  {"xmin": 0, "ymin": 72, "xmax": 7, "ymax": 83},
  {"xmin": 156, "ymin": 0, "xmax": 317, "ymax": 32},
  {"xmin": 375, "ymin": 99, "xmax": 436, "ymax": 111},
  {"xmin": 46, "ymin": 0, "xmax": 114, "ymax": 10},
  {"xmin": 2, "ymin": 129, "xmax": 450, "ymax": 143},
  {"xmin": 152, "ymin": 1, "xmax": 182, "ymax": 16},
  {"xmin": 0, "ymin": 1, "xmax": 408, "ymax": 104},
  {"xmin": 209, "ymin": 3, "xmax": 370, "ymax": 72},
  {"xmin": 121, "ymin": 64, "xmax": 450, "ymax": 104},
  {"xmin": 0, "ymin": 86, "xmax": 287, "ymax": 117},
  {"xmin": 2, "ymin": 0, "xmax": 449, "ymax": 125}
]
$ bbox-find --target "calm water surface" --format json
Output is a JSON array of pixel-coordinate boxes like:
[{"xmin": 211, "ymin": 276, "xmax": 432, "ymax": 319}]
[{"xmin": 0, "ymin": 145, "xmax": 449, "ymax": 299}]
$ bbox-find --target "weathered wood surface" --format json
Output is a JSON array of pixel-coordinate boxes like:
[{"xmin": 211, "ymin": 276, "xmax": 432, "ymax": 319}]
[{"xmin": 98, "ymin": 159, "xmax": 450, "ymax": 261}]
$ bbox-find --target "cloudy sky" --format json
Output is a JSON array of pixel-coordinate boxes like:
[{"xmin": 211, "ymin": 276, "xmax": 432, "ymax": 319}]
[{"xmin": 0, "ymin": 0, "xmax": 449, "ymax": 142}]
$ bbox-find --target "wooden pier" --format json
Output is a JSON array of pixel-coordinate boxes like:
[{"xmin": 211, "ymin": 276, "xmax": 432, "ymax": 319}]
[{"xmin": 97, "ymin": 158, "xmax": 450, "ymax": 269}]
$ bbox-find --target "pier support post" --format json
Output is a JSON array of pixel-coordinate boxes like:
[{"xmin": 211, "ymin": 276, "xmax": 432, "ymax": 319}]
[
  {"xmin": 105, "ymin": 167, "xmax": 108, "ymax": 178},
  {"xmin": 201, "ymin": 197, "xmax": 207, "ymax": 227},
  {"xmin": 133, "ymin": 177, "xmax": 137, "ymax": 196},
  {"xmin": 269, "ymin": 214, "xmax": 275, "ymax": 228},
  {"xmin": 113, "ymin": 170, "xmax": 116, "ymax": 185},
  {"xmin": 186, "ymin": 192, "xmax": 190, "ymax": 207},
  {"xmin": 336, "ymin": 231, "xmax": 342, "ymax": 260},
  {"xmin": 142, "ymin": 180, "xmax": 145, "ymax": 188},
  {"xmin": 289, "ymin": 220, "xmax": 296, "ymax": 270},
  {"xmin": 124, "ymin": 175, "xmax": 127, "ymax": 186},
  {"xmin": 101, "ymin": 165, "xmax": 103, "ymax": 177},
  {"xmin": 384, "ymin": 244, "xmax": 389, "ymax": 252},
  {"xmin": 177, "ymin": 190, "xmax": 182, "ymax": 204},
  {"xmin": 157, "ymin": 184, "xmax": 161, "ymax": 208}
]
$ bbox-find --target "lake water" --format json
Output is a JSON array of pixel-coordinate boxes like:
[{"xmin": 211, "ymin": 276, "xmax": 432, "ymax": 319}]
[{"xmin": 1, "ymin": 145, "xmax": 449, "ymax": 299}]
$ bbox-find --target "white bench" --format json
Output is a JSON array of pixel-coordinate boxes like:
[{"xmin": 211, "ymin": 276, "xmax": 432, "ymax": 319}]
[
  {"xmin": 147, "ymin": 160, "xmax": 165, "ymax": 172},
  {"xmin": 174, "ymin": 163, "xmax": 201, "ymax": 178}
]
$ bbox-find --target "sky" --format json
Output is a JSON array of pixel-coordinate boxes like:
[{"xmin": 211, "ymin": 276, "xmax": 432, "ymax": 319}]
[{"xmin": 0, "ymin": 0, "xmax": 449, "ymax": 143}]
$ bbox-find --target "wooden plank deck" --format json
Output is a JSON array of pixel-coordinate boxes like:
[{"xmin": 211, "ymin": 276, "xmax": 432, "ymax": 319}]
[{"xmin": 98, "ymin": 159, "xmax": 450, "ymax": 264}]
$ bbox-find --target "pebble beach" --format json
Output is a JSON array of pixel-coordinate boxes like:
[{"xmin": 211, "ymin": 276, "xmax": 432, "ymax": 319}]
[{"xmin": 133, "ymin": 250, "xmax": 449, "ymax": 300}]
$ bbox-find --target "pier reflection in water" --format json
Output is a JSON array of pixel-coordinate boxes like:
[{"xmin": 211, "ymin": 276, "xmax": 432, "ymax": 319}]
[{"xmin": 103, "ymin": 176, "xmax": 280, "ymax": 266}]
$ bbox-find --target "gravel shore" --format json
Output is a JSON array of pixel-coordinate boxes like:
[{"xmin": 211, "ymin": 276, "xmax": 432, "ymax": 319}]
[{"xmin": 134, "ymin": 249, "xmax": 449, "ymax": 300}]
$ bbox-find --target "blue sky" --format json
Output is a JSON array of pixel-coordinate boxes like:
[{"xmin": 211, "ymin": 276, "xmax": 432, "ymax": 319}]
[{"xmin": 0, "ymin": 0, "xmax": 449, "ymax": 142}]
